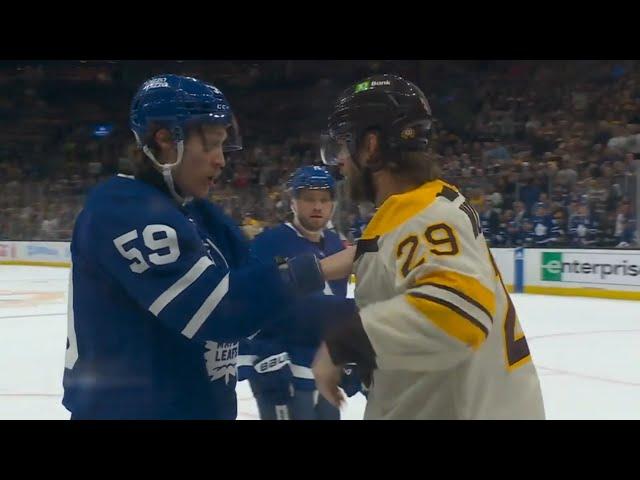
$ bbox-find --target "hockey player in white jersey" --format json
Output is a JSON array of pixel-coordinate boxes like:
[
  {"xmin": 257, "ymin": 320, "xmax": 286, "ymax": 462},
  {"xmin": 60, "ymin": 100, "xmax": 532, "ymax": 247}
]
[{"xmin": 314, "ymin": 74, "xmax": 545, "ymax": 420}]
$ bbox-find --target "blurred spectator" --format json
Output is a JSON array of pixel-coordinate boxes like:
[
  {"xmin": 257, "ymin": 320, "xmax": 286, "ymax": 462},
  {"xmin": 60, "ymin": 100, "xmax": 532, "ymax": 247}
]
[
  {"xmin": 0, "ymin": 60, "xmax": 637, "ymax": 248},
  {"xmin": 519, "ymin": 177, "xmax": 542, "ymax": 214},
  {"xmin": 550, "ymin": 208, "xmax": 568, "ymax": 246},
  {"xmin": 513, "ymin": 201, "xmax": 528, "ymax": 226},
  {"xmin": 530, "ymin": 204, "xmax": 554, "ymax": 246},
  {"xmin": 568, "ymin": 203, "xmax": 601, "ymax": 247},
  {"xmin": 478, "ymin": 197, "xmax": 500, "ymax": 244}
]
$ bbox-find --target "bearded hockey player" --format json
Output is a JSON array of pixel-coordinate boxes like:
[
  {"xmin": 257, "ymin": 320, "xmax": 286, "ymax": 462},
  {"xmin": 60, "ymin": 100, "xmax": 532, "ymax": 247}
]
[{"xmin": 313, "ymin": 74, "xmax": 545, "ymax": 420}]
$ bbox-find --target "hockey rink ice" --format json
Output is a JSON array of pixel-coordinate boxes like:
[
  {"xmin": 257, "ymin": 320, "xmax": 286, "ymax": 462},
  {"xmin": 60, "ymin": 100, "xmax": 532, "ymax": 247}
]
[{"xmin": 1, "ymin": 264, "xmax": 639, "ymax": 420}]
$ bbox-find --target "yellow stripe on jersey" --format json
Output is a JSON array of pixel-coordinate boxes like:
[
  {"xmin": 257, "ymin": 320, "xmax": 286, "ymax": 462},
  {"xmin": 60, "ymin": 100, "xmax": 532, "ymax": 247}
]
[
  {"xmin": 413, "ymin": 269, "xmax": 496, "ymax": 319},
  {"xmin": 406, "ymin": 292, "xmax": 488, "ymax": 349},
  {"xmin": 361, "ymin": 179, "xmax": 459, "ymax": 240}
]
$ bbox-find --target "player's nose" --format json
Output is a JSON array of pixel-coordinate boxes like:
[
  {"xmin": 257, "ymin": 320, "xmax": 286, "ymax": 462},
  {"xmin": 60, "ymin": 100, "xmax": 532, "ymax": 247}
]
[{"xmin": 211, "ymin": 150, "xmax": 225, "ymax": 169}]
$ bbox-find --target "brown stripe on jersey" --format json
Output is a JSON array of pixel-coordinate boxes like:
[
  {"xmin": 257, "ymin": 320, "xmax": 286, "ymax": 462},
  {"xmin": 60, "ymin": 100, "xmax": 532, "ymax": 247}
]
[
  {"xmin": 355, "ymin": 236, "xmax": 379, "ymax": 261},
  {"xmin": 504, "ymin": 295, "xmax": 530, "ymax": 367},
  {"xmin": 408, "ymin": 292, "xmax": 489, "ymax": 338},
  {"xmin": 459, "ymin": 202, "xmax": 481, "ymax": 238},
  {"xmin": 487, "ymin": 248, "xmax": 502, "ymax": 279},
  {"xmin": 417, "ymin": 282, "xmax": 494, "ymax": 323},
  {"xmin": 413, "ymin": 270, "xmax": 496, "ymax": 317},
  {"xmin": 436, "ymin": 185, "xmax": 459, "ymax": 202}
]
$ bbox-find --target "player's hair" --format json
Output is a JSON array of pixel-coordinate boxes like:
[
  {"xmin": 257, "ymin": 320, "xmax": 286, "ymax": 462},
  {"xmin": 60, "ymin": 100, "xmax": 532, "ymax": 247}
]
[
  {"xmin": 389, "ymin": 150, "xmax": 441, "ymax": 185},
  {"xmin": 365, "ymin": 126, "xmax": 440, "ymax": 185},
  {"xmin": 122, "ymin": 122, "xmax": 210, "ymax": 177}
]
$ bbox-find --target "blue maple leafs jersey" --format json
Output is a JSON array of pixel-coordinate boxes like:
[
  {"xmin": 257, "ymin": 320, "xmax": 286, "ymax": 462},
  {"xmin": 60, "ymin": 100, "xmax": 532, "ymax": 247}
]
[
  {"xmin": 63, "ymin": 175, "xmax": 301, "ymax": 419},
  {"xmin": 238, "ymin": 222, "xmax": 348, "ymax": 390},
  {"xmin": 568, "ymin": 214, "xmax": 600, "ymax": 246},
  {"xmin": 531, "ymin": 215, "xmax": 554, "ymax": 246}
]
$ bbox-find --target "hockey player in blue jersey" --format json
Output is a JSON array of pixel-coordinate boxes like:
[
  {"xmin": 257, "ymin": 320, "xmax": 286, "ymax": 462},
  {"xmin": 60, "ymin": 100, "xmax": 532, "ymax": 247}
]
[
  {"xmin": 237, "ymin": 166, "xmax": 362, "ymax": 420},
  {"xmin": 62, "ymin": 75, "xmax": 351, "ymax": 420}
]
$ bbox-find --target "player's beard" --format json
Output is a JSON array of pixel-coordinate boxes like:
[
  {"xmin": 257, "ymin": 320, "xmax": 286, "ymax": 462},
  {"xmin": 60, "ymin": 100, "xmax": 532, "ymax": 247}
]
[
  {"xmin": 296, "ymin": 214, "xmax": 326, "ymax": 234},
  {"xmin": 345, "ymin": 166, "xmax": 375, "ymax": 204}
]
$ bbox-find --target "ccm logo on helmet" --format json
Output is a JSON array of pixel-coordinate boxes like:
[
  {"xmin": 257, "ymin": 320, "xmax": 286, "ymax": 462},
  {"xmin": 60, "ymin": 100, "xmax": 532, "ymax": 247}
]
[{"xmin": 142, "ymin": 78, "xmax": 169, "ymax": 90}]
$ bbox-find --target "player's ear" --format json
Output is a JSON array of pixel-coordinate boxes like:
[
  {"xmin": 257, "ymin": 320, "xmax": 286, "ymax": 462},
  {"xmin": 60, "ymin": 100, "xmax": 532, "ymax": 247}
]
[
  {"xmin": 365, "ymin": 131, "xmax": 379, "ymax": 155},
  {"xmin": 361, "ymin": 131, "xmax": 380, "ymax": 168},
  {"xmin": 153, "ymin": 128, "xmax": 176, "ymax": 160}
]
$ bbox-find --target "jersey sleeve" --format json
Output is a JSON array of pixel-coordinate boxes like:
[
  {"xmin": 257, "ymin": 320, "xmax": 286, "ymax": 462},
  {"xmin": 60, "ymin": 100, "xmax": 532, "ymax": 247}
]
[
  {"xmin": 357, "ymin": 200, "xmax": 498, "ymax": 372},
  {"xmin": 250, "ymin": 229, "xmax": 282, "ymax": 262},
  {"xmin": 85, "ymin": 202, "xmax": 300, "ymax": 343}
]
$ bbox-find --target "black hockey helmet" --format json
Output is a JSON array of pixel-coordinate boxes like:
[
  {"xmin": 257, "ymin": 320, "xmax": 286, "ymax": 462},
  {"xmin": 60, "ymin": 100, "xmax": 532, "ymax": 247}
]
[{"xmin": 321, "ymin": 74, "xmax": 433, "ymax": 170}]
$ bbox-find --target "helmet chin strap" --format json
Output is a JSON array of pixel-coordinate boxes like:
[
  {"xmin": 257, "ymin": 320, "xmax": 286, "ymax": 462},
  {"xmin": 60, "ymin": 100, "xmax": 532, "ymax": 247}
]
[{"xmin": 142, "ymin": 141, "xmax": 193, "ymax": 206}]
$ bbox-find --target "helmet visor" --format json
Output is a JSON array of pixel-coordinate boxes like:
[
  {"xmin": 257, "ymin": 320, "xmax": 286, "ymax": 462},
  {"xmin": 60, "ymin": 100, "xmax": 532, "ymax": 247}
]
[
  {"xmin": 320, "ymin": 132, "xmax": 352, "ymax": 166},
  {"xmin": 184, "ymin": 113, "xmax": 243, "ymax": 152},
  {"xmin": 223, "ymin": 113, "xmax": 243, "ymax": 152}
]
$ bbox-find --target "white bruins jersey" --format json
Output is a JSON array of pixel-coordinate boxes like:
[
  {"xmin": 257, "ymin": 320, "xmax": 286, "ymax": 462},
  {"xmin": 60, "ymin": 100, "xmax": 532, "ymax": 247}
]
[{"xmin": 354, "ymin": 179, "xmax": 545, "ymax": 419}]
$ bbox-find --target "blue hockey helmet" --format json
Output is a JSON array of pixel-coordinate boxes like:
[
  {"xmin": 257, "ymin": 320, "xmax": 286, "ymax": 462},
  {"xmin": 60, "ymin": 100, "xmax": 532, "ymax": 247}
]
[
  {"xmin": 129, "ymin": 74, "xmax": 242, "ymax": 203},
  {"xmin": 287, "ymin": 166, "xmax": 337, "ymax": 198},
  {"xmin": 130, "ymin": 74, "xmax": 242, "ymax": 155}
]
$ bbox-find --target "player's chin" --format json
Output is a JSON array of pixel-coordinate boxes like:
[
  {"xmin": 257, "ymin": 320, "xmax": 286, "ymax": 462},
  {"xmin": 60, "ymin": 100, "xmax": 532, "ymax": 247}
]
[
  {"xmin": 194, "ymin": 191, "xmax": 209, "ymax": 200},
  {"xmin": 194, "ymin": 176, "xmax": 217, "ymax": 198},
  {"xmin": 192, "ymin": 183, "xmax": 211, "ymax": 199},
  {"xmin": 310, "ymin": 217, "xmax": 327, "ymax": 229}
]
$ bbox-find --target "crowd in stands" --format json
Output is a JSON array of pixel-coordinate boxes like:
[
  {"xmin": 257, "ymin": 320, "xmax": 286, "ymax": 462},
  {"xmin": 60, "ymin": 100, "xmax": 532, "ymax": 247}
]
[{"xmin": 0, "ymin": 60, "xmax": 638, "ymax": 247}]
